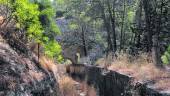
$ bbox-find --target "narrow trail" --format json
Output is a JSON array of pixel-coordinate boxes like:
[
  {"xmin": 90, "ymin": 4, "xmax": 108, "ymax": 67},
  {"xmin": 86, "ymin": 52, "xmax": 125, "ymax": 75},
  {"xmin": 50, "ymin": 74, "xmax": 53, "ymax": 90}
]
[
  {"xmin": 74, "ymin": 81, "xmax": 87, "ymax": 96},
  {"xmin": 53, "ymin": 64, "xmax": 96, "ymax": 96}
]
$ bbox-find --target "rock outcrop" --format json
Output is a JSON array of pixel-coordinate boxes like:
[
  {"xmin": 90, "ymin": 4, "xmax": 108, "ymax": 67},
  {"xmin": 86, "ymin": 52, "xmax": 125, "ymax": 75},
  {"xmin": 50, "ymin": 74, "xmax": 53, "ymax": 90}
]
[
  {"xmin": 67, "ymin": 64, "xmax": 170, "ymax": 96},
  {"xmin": 0, "ymin": 39, "xmax": 60, "ymax": 96}
]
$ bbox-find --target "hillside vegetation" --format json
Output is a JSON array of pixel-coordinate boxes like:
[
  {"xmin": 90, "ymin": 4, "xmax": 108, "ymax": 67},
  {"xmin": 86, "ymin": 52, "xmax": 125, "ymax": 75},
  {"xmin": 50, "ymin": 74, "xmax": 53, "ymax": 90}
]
[{"xmin": 0, "ymin": 0, "xmax": 170, "ymax": 96}]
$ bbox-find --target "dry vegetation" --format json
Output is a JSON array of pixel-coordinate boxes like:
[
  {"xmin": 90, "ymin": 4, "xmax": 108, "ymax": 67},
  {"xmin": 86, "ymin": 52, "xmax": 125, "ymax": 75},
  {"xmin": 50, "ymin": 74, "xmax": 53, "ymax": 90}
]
[
  {"xmin": 59, "ymin": 76, "xmax": 78, "ymax": 96},
  {"xmin": 39, "ymin": 56, "xmax": 59, "ymax": 75},
  {"xmin": 39, "ymin": 56, "xmax": 97, "ymax": 96},
  {"xmin": 97, "ymin": 53, "xmax": 170, "ymax": 91},
  {"xmin": 57, "ymin": 64, "xmax": 97, "ymax": 96},
  {"xmin": 59, "ymin": 76, "xmax": 96, "ymax": 96}
]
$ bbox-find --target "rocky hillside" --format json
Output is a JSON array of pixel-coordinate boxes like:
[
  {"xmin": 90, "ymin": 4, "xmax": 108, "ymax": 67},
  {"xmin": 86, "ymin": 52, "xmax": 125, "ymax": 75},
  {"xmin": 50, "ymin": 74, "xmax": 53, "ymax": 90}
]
[{"xmin": 0, "ymin": 36, "xmax": 60, "ymax": 96}]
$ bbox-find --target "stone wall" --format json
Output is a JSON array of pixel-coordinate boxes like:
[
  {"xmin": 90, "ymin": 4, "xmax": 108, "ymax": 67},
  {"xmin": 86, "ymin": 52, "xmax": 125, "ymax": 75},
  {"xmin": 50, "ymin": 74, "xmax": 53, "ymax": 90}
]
[{"xmin": 67, "ymin": 64, "xmax": 170, "ymax": 96}]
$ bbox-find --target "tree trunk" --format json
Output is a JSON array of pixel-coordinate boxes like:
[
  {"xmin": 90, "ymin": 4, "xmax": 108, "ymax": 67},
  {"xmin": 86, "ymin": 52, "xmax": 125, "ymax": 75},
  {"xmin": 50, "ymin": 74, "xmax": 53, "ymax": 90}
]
[
  {"xmin": 142, "ymin": 0, "xmax": 153, "ymax": 52},
  {"xmin": 152, "ymin": 0, "xmax": 164, "ymax": 67},
  {"xmin": 135, "ymin": 0, "xmax": 143, "ymax": 48},
  {"xmin": 81, "ymin": 26, "xmax": 88, "ymax": 57},
  {"xmin": 152, "ymin": 35, "xmax": 162, "ymax": 67},
  {"xmin": 98, "ymin": 1, "xmax": 114, "ymax": 53},
  {"xmin": 120, "ymin": 0, "xmax": 126, "ymax": 51},
  {"xmin": 107, "ymin": 0, "xmax": 117, "ymax": 53}
]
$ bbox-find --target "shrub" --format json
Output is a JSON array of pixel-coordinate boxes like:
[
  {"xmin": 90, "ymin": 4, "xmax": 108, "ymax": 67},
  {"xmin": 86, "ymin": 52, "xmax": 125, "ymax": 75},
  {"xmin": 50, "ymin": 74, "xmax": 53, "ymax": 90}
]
[{"xmin": 161, "ymin": 46, "xmax": 170, "ymax": 65}]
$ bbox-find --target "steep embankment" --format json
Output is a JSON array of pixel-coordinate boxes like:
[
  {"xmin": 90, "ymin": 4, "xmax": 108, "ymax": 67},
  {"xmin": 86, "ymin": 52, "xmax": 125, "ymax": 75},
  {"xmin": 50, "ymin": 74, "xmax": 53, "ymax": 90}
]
[
  {"xmin": 66, "ymin": 64, "xmax": 170, "ymax": 96},
  {"xmin": 0, "ymin": 36, "xmax": 60, "ymax": 96}
]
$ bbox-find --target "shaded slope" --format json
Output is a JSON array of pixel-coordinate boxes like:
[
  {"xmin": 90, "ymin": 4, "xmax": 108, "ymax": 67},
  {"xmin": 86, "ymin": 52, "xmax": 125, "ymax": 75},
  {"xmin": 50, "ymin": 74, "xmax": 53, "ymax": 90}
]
[{"xmin": 0, "ymin": 38, "xmax": 60, "ymax": 96}]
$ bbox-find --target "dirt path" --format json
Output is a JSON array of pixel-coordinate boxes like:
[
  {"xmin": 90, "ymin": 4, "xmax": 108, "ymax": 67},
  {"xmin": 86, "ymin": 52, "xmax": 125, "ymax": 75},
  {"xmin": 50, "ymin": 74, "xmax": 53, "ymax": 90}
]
[{"xmin": 55, "ymin": 64, "xmax": 96, "ymax": 96}]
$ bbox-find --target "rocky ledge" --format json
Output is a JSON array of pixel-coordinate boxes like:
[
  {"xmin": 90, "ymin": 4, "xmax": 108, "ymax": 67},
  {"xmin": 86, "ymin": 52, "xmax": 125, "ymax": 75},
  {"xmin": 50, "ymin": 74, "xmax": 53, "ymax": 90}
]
[{"xmin": 66, "ymin": 64, "xmax": 170, "ymax": 96}]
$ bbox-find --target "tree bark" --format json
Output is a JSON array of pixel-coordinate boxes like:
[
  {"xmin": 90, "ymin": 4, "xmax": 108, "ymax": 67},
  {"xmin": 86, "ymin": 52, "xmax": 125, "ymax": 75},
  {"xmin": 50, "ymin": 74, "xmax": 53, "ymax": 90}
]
[
  {"xmin": 142, "ymin": 0, "xmax": 153, "ymax": 52},
  {"xmin": 107, "ymin": 0, "xmax": 117, "ymax": 53},
  {"xmin": 120, "ymin": 0, "xmax": 126, "ymax": 51},
  {"xmin": 152, "ymin": 0, "xmax": 164, "ymax": 67},
  {"xmin": 98, "ymin": 1, "xmax": 114, "ymax": 53},
  {"xmin": 81, "ymin": 26, "xmax": 88, "ymax": 56},
  {"xmin": 135, "ymin": 0, "xmax": 143, "ymax": 48},
  {"xmin": 152, "ymin": 35, "xmax": 162, "ymax": 67}
]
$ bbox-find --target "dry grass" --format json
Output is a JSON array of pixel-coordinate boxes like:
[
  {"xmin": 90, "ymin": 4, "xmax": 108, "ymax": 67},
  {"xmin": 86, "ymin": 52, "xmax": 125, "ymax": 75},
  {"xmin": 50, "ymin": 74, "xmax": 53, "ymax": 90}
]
[
  {"xmin": 97, "ymin": 53, "xmax": 170, "ymax": 91},
  {"xmin": 0, "ymin": 16, "xmax": 4, "ymax": 25},
  {"xmin": 39, "ymin": 56, "xmax": 57, "ymax": 72},
  {"xmin": 154, "ymin": 79, "xmax": 170, "ymax": 91},
  {"xmin": 0, "ymin": 35, "xmax": 6, "ymax": 43},
  {"xmin": 39, "ymin": 57, "xmax": 78, "ymax": 96},
  {"xmin": 59, "ymin": 76, "xmax": 78, "ymax": 96},
  {"xmin": 56, "ymin": 63, "xmax": 96, "ymax": 96},
  {"xmin": 39, "ymin": 56, "xmax": 97, "ymax": 96},
  {"xmin": 59, "ymin": 76, "xmax": 97, "ymax": 96},
  {"xmin": 39, "ymin": 56, "xmax": 64, "ymax": 81},
  {"xmin": 28, "ymin": 70, "xmax": 45, "ymax": 81}
]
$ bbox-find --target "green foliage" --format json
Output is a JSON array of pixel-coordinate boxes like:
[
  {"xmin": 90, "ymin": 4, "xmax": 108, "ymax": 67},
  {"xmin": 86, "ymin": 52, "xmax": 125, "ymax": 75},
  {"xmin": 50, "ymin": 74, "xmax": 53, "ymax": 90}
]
[
  {"xmin": 0, "ymin": 0, "xmax": 12, "ymax": 6},
  {"xmin": 161, "ymin": 46, "xmax": 170, "ymax": 65},
  {"xmin": 35, "ymin": 0, "xmax": 62, "ymax": 61},
  {"xmin": 13, "ymin": 0, "xmax": 43, "ymax": 42},
  {"xmin": 69, "ymin": 23, "xmax": 79, "ymax": 30},
  {"xmin": 37, "ymin": 0, "xmax": 60, "ymax": 38},
  {"xmin": 127, "ymin": 11, "xmax": 135, "ymax": 23},
  {"xmin": 54, "ymin": 0, "xmax": 66, "ymax": 10},
  {"xmin": 1, "ymin": 0, "xmax": 62, "ymax": 61},
  {"xmin": 44, "ymin": 40, "xmax": 63, "ymax": 62}
]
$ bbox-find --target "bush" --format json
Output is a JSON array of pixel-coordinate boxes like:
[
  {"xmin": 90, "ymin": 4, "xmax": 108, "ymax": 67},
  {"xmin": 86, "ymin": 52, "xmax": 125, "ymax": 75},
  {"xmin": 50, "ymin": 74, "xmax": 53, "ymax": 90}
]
[
  {"xmin": 0, "ymin": 0, "xmax": 62, "ymax": 61},
  {"xmin": 161, "ymin": 46, "xmax": 170, "ymax": 65}
]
